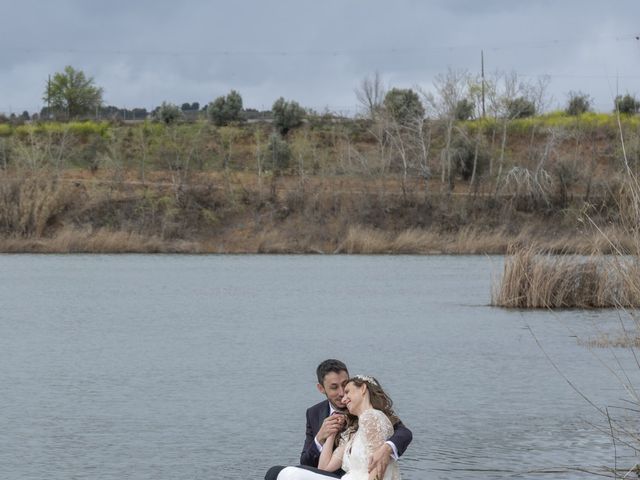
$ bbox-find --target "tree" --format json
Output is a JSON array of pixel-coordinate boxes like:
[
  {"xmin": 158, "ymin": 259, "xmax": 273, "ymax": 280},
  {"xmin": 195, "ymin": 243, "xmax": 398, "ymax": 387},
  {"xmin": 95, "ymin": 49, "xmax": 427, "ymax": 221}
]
[
  {"xmin": 425, "ymin": 69, "xmax": 472, "ymax": 188},
  {"xmin": 272, "ymin": 97, "xmax": 305, "ymax": 135},
  {"xmin": 355, "ymin": 71, "xmax": 385, "ymax": 120},
  {"xmin": 565, "ymin": 91, "xmax": 591, "ymax": 115},
  {"xmin": 383, "ymin": 88, "xmax": 424, "ymax": 126},
  {"xmin": 154, "ymin": 102, "xmax": 183, "ymax": 125},
  {"xmin": 487, "ymin": 71, "xmax": 547, "ymax": 186},
  {"xmin": 43, "ymin": 66, "xmax": 103, "ymax": 119},
  {"xmin": 615, "ymin": 94, "xmax": 640, "ymax": 115},
  {"xmin": 207, "ymin": 90, "xmax": 244, "ymax": 126}
]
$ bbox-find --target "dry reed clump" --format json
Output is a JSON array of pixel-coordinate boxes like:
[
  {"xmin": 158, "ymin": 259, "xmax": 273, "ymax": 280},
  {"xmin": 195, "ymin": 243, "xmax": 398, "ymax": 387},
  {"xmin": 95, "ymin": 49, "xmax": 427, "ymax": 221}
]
[
  {"xmin": 492, "ymin": 247, "xmax": 640, "ymax": 308},
  {"xmin": 52, "ymin": 228, "xmax": 194, "ymax": 253},
  {"xmin": 337, "ymin": 226, "xmax": 498, "ymax": 254},
  {"xmin": 577, "ymin": 333, "xmax": 640, "ymax": 348},
  {"xmin": 336, "ymin": 226, "xmax": 512, "ymax": 254},
  {"xmin": 0, "ymin": 227, "xmax": 199, "ymax": 253},
  {"xmin": 338, "ymin": 226, "xmax": 446, "ymax": 254},
  {"xmin": 336, "ymin": 224, "xmax": 581, "ymax": 255},
  {"xmin": 256, "ymin": 229, "xmax": 297, "ymax": 254},
  {"xmin": 337, "ymin": 226, "xmax": 393, "ymax": 254}
]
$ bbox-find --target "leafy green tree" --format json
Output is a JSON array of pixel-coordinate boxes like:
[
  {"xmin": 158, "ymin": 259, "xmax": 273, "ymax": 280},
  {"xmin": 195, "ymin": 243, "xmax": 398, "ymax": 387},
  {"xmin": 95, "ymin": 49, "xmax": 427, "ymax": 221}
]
[
  {"xmin": 383, "ymin": 88, "xmax": 425, "ymax": 125},
  {"xmin": 565, "ymin": 91, "xmax": 591, "ymax": 115},
  {"xmin": 207, "ymin": 90, "xmax": 244, "ymax": 126},
  {"xmin": 272, "ymin": 97, "xmax": 305, "ymax": 135},
  {"xmin": 43, "ymin": 66, "xmax": 103, "ymax": 119},
  {"xmin": 207, "ymin": 97, "xmax": 227, "ymax": 125},
  {"xmin": 614, "ymin": 94, "xmax": 640, "ymax": 115},
  {"xmin": 154, "ymin": 102, "xmax": 183, "ymax": 125}
]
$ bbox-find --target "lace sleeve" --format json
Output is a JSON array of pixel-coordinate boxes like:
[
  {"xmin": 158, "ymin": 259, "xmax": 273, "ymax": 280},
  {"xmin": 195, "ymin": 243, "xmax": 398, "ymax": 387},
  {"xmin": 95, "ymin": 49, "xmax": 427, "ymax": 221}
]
[
  {"xmin": 360, "ymin": 409, "xmax": 393, "ymax": 455},
  {"xmin": 332, "ymin": 436, "xmax": 346, "ymax": 464}
]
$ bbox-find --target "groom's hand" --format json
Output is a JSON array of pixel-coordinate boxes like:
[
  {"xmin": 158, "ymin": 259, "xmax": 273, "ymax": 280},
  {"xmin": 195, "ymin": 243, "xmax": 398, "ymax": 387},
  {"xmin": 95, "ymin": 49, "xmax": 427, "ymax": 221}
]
[
  {"xmin": 368, "ymin": 443, "xmax": 392, "ymax": 478},
  {"xmin": 317, "ymin": 414, "xmax": 346, "ymax": 445}
]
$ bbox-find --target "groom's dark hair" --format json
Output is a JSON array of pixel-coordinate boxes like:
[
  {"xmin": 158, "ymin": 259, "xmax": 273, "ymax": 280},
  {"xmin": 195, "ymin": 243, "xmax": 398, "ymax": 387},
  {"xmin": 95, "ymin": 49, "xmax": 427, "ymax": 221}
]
[{"xmin": 316, "ymin": 359, "xmax": 348, "ymax": 384}]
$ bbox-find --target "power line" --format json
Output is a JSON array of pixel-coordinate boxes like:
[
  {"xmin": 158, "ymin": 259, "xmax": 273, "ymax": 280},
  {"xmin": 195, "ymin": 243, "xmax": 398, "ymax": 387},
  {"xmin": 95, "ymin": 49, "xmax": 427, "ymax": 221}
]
[
  {"xmin": 2, "ymin": 33, "xmax": 638, "ymax": 58},
  {"xmin": 518, "ymin": 74, "xmax": 640, "ymax": 79}
]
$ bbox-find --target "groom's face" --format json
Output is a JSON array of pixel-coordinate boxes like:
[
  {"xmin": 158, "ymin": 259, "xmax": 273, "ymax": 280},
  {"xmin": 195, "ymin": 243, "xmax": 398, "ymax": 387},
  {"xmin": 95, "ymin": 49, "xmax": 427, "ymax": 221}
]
[{"xmin": 317, "ymin": 370, "xmax": 349, "ymax": 409}]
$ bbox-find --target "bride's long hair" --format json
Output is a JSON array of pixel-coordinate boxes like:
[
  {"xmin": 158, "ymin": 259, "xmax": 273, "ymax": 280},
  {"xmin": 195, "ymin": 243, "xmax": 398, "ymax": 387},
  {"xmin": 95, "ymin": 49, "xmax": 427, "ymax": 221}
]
[{"xmin": 342, "ymin": 375, "xmax": 400, "ymax": 440}]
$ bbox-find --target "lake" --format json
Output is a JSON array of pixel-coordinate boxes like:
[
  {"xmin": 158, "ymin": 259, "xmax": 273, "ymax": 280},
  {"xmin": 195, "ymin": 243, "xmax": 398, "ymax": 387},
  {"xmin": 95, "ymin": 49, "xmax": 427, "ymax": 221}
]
[{"xmin": 0, "ymin": 254, "xmax": 637, "ymax": 479}]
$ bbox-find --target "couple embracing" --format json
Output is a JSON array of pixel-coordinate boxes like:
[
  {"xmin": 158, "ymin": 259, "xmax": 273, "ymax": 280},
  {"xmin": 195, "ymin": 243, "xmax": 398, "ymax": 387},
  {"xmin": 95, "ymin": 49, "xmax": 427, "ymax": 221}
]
[{"xmin": 266, "ymin": 359, "xmax": 412, "ymax": 480}]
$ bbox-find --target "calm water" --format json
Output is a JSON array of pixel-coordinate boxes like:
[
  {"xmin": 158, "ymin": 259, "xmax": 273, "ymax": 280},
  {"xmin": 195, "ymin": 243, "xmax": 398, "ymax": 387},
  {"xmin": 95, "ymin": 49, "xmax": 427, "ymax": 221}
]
[{"xmin": 1, "ymin": 255, "xmax": 638, "ymax": 480}]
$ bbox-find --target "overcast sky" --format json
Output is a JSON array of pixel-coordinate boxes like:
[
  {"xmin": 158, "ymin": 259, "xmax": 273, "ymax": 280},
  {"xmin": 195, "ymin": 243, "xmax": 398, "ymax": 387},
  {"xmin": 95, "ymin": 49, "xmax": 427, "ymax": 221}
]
[{"xmin": 1, "ymin": 0, "xmax": 639, "ymax": 115}]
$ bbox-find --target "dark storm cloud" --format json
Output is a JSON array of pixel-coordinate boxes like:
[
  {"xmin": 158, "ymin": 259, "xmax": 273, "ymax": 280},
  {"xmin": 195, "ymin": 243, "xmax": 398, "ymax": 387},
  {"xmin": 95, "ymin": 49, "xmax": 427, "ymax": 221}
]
[{"xmin": 1, "ymin": 0, "xmax": 639, "ymax": 114}]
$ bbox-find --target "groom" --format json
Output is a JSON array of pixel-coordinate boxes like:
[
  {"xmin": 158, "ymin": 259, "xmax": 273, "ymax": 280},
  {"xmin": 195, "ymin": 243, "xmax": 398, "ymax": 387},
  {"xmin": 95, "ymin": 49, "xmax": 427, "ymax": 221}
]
[{"xmin": 265, "ymin": 359, "xmax": 412, "ymax": 480}]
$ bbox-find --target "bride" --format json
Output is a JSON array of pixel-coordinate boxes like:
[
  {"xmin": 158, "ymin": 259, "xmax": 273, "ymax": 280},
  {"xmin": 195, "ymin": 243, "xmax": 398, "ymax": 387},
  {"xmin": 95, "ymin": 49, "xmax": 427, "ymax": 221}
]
[{"xmin": 277, "ymin": 375, "xmax": 401, "ymax": 480}]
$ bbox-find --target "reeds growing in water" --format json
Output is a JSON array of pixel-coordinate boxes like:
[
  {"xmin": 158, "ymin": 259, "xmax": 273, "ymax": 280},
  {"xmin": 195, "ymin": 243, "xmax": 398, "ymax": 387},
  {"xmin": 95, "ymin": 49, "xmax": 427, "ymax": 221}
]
[{"xmin": 491, "ymin": 247, "xmax": 640, "ymax": 308}]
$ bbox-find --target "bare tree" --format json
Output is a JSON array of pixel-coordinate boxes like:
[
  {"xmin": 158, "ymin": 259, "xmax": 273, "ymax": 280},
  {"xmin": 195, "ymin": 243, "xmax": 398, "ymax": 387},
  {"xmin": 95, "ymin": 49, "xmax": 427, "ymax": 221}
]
[
  {"xmin": 491, "ymin": 71, "xmax": 551, "ymax": 190},
  {"xmin": 376, "ymin": 88, "xmax": 430, "ymax": 201},
  {"xmin": 530, "ymin": 75, "xmax": 552, "ymax": 114},
  {"xmin": 424, "ymin": 68, "xmax": 471, "ymax": 191},
  {"xmin": 355, "ymin": 71, "xmax": 386, "ymax": 120}
]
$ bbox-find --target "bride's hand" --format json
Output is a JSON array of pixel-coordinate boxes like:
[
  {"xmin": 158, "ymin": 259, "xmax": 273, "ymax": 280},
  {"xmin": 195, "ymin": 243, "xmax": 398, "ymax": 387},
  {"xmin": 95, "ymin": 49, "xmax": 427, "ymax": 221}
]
[{"xmin": 317, "ymin": 414, "xmax": 345, "ymax": 445}]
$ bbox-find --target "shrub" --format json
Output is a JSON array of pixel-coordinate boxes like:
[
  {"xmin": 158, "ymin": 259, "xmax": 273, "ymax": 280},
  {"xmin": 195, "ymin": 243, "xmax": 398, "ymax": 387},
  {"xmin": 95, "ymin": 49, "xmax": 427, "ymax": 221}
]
[
  {"xmin": 207, "ymin": 90, "xmax": 244, "ymax": 126},
  {"xmin": 614, "ymin": 94, "xmax": 640, "ymax": 115},
  {"xmin": 383, "ymin": 88, "xmax": 425, "ymax": 125},
  {"xmin": 264, "ymin": 133, "xmax": 291, "ymax": 172},
  {"xmin": 565, "ymin": 91, "xmax": 591, "ymax": 116},
  {"xmin": 272, "ymin": 97, "xmax": 305, "ymax": 135},
  {"xmin": 454, "ymin": 98, "xmax": 475, "ymax": 121},
  {"xmin": 0, "ymin": 175, "xmax": 79, "ymax": 237},
  {"xmin": 450, "ymin": 134, "xmax": 489, "ymax": 181},
  {"xmin": 67, "ymin": 121, "xmax": 110, "ymax": 137},
  {"xmin": 505, "ymin": 97, "xmax": 536, "ymax": 119}
]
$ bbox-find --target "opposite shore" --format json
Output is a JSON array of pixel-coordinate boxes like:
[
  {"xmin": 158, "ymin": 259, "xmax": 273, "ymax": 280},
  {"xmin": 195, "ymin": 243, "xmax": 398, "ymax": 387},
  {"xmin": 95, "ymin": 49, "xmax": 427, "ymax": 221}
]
[{"xmin": 0, "ymin": 114, "xmax": 638, "ymax": 254}]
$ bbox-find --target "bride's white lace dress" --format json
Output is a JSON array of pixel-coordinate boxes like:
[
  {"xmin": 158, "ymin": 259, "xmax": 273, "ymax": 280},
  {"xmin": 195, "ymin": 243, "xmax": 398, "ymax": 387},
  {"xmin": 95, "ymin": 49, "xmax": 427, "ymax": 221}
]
[{"xmin": 339, "ymin": 409, "xmax": 400, "ymax": 480}]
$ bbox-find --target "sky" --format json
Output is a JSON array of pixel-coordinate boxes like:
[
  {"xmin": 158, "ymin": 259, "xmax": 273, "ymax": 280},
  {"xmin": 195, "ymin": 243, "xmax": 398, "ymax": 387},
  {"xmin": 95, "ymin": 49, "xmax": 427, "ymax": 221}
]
[{"xmin": 1, "ymin": 0, "xmax": 639, "ymax": 116}]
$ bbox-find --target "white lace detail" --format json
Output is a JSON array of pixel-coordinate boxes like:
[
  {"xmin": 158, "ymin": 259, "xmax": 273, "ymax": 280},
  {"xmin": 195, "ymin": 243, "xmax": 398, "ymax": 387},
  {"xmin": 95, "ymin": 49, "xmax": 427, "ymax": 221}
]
[{"xmin": 341, "ymin": 409, "xmax": 400, "ymax": 480}]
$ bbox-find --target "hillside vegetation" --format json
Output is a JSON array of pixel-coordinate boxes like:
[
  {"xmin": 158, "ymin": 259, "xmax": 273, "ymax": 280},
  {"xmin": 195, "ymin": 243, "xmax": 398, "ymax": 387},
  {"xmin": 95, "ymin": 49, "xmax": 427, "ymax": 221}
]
[{"xmin": 0, "ymin": 112, "xmax": 639, "ymax": 253}]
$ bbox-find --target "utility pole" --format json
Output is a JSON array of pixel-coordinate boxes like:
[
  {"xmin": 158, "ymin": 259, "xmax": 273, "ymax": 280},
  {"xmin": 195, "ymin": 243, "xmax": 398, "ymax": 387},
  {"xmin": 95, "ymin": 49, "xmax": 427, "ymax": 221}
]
[
  {"xmin": 47, "ymin": 75, "xmax": 51, "ymax": 119},
  {"xmin": 481, "ymin": 50, "xmax": 486, "ymax": 119}
]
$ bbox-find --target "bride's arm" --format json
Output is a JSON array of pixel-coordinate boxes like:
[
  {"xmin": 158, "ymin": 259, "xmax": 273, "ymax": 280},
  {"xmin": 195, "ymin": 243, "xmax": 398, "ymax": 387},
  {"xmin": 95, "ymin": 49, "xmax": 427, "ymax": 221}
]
[
  {"xmin": 361, "ymin": 411, "xmax": 390, "ymax": 453},
  {"xmin": 318, "ymin": 433, "xmax": 345, "ymax": 472}
]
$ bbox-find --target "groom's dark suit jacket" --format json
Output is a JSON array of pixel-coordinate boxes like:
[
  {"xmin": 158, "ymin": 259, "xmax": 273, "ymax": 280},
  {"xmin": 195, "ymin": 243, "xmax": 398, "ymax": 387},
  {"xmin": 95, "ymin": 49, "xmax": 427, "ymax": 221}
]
[{"xmin": 300, "ymin": 399, "xmax": 413, "ymax": 468}]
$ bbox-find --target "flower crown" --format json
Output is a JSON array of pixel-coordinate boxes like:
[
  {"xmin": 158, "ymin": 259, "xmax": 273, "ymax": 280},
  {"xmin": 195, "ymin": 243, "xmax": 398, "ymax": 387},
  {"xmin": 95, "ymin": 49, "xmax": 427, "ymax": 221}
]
[{"xmin": 353, "ymin": 374, "xmax": 378, "ymax": 386}]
